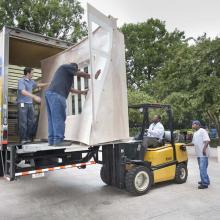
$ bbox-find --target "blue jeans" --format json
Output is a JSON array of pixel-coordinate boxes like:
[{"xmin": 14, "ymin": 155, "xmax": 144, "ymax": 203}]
[
  {"xmin": 45, "ymin": 90, "xmax": 66, "ymax": 145},
  {"xmin": 18, "ymin": 103, "xmax": 35, "ymax": 141},
  {"xmin": 197, "ymin": 157, "xmax": 210, "ymax": 186}
]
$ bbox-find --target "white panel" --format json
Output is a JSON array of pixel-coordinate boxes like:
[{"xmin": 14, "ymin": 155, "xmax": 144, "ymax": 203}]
[
  {"xmin": 73, "ymin": 75, "xmax": 78, "ymax": 115},
  {"xmin": 66, "ymin": 94, "xmax": 72, "ymax": 116},
  {"xmin": 80, "ymin": 77, "xmax": 85, "ymax": 107},
  {"xmin": 37, "ymin": 5, "xmax": 129, "ymax": 145}
]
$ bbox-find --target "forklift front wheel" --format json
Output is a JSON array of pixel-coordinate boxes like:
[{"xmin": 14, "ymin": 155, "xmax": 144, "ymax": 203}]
[
  {"xmin": 100, "ymin": 166, "xmax": 111, "ymax": 185},
  {"xmin": 125, "ymin": 166, "xmax": 152, "ymax": 195},
  {"xmin": 175, "ymin": 163, "xmax": 188, "ymax": 184}
]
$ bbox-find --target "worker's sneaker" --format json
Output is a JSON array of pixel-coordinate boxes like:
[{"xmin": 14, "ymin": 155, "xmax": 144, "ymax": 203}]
[
  {"xmin": 198, "ymin": 185, "xmax": 208, "ymax": 189},
  {"xmin": 17, "ymin": 160, "xmax": 31, "ymax": 168},
  {"xmin": 21, "ymin": 140, "xmax": 28, "ymax": 145},
  {"xmin": 54, "ymin": 141, "xmax": 72, "ymax": 147}
]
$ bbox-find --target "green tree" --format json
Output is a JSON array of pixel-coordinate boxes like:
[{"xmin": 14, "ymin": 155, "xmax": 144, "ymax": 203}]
[
  {"xmin": 0, "ymin": 0, "xmax": 87, "ymax": 42},
  {"xmin": 128, "ymin": 89, "xmax": 156, "ymax": 135},
  {"xmin": 120, "ymin": 19, "xmax": 185, "ymax": 90},
  {"xmin": 152, "ymin": 37, "xmax": 220, "ymax": 141},
  {"xmin": 128, "ymin": 89, "xmax": 155, "ymax": 105}
]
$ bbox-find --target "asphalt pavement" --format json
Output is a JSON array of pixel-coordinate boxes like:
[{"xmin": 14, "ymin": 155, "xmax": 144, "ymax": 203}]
[{"xmin": 0, "ymin": 153, "xmax": 220, "ymax": 220}]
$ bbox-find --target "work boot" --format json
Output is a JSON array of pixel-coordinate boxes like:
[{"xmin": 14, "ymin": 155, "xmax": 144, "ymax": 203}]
[
  {"xmin": 198, "ymin": 185, "xmax": 208, "ymax": 189},
  {"xmin": 54, "ymin": 141, "xmax": 72, "ymax": 147},
  {"xmin": 198, "ymin": 181, "xmax": 210, "ymax": 185}
]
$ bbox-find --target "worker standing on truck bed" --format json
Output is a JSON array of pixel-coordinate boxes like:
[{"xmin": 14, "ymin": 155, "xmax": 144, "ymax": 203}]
[
  {"xmin": 45, "ymin": 63, "xmax": 101, "ymax": 147},
  {"xmin": 17, "ymin": 67, "xmax": 48, "ymax": 144}
]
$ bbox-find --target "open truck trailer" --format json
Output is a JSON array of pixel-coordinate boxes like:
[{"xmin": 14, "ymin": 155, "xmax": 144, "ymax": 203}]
[
  {"xmin": 0, "ymin": 20, "xmax": 133, "ymax": 181},
  {"xmin": 0, "ymin": 5, "xmax": 139, "ymax": 192},
  {"xmin": 0, "ymin": 5, "xmax": 188, "ymax": 196}
]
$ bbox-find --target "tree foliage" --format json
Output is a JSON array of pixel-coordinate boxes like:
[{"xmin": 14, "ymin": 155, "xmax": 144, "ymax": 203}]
[
  {"xmin": 0, "ymin": 0, "xmax": 87, "ymax": 42},
  {"xmin": 121, "ymin": 19, "xmax": 185, "ymax": 90},
  {"xmin": 152, "ymin": 37, "xmax": 220, "ymax": 138},
  {"xmin": 123, "ymin": 19, "xmax": 220, "ymax": 141},
  {"xmin": 128, "ymin": 89, "xmax": 156, "ymax": 136}
]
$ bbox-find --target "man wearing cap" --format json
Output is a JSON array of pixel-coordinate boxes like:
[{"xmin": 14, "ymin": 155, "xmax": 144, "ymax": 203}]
[
  {"xmin": 45, "ymin": 63, "xmax": 101, "ymax": 147},
  {"xmin": 186, "ymin": 120, "xmax": 211, "ymax": 189}
]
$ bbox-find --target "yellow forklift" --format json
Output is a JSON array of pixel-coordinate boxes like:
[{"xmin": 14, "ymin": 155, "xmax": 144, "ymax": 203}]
[{"xmin": 100, "ymin": 103, "xmax": 188, "ymax": 195}]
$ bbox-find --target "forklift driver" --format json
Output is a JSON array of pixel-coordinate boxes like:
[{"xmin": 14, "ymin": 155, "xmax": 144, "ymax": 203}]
[{"xmin": 144, "ymin": 115, "xmax": 165, "ymax": 148}]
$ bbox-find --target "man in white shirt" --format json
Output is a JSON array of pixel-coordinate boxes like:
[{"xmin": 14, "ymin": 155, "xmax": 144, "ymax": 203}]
[
  {"xmin": 144, "ymin": 115, "xmax": 165, "ymax": 147},
  {"xmin": 186, "ymin": 120, "xmax": 210, "ymax": 189},
  {"xmin": 147, "ymin": 115, "xmax": 165, "ymax": 139}
]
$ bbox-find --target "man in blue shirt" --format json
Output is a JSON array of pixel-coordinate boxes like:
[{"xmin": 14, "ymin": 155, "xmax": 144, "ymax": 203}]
[
  {"xmin": 17, "ymin": 67, "xmax": 48, "ymax": 144},
  {"xmin": 45, "ymin": 63, "xmax": 100, "ymax": 146}
]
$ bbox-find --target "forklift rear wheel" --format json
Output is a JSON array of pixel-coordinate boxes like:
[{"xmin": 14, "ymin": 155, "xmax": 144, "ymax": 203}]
[
  {"xmin": 175, "ymin": 163, "xmax": 188, "ymax": 184},
  {"xmin": 125, "ymin": 166, "xmax": 152, "ymax": 195},
  {"xmin": 100, "ymin": 166, "xmax": 111, "ymax": 185}
]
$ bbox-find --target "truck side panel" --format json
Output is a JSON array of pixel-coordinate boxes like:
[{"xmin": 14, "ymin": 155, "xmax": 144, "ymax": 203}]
[
  {"xmin": 0, "ymin": 30, "xmax": 3, "ymax": 145},
  {"xmin": 0, "ymin": 27, "xmax": 9, "ymax": 146}
]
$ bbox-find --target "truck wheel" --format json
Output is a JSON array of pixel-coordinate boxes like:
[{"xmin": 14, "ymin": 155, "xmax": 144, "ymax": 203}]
[
  {"xmin": 125, "ymin": 166, "xmax": 152, "ymax": 195},
  {"xmin": 0, "ymin": 163, "xmax": 3, "ymax": 177},
  {"xmin": 100, "ymin": 166, "xmax": 111, "ymax": 185},
  {"xmin": 175, "ymin": 163, "xmax": 188, "ymax": 184},
  {"xmin": 0, "ymin": 152, "xmax": 4, "ymax": 177}
]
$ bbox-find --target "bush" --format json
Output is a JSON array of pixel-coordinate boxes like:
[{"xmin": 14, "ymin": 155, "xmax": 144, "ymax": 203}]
[{"xmin": 210, "ymin": 138, "xmax": 220, "ymax": 148}]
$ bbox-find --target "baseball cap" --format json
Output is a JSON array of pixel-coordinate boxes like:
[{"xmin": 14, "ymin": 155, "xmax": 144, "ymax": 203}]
[{"xmin": 192, "ymin": 120, "xmax": 201, "ymax": 126}]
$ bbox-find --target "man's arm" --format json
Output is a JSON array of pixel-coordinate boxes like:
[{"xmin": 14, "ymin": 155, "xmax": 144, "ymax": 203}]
[
  {"xmin": 148, "ymin": 124, "xmax": 164, "ymax": 139},
  {"xmin": 18, "ymin": 79, "xmax": 41, "ymax": 103},
  {"xmin": 21, "ymin": 90, "xmax": 41, "ymax": 103},
  {"xmin": 37, "ymin": 83, "xmax": 49, "ymax": 88},
  {"xmin": 202, "ymin": 129, "xmax": 211, "ymax": 156},
  {"xmin": 203, "ymin": 141, "xmax": 210, "ymax": 156},
  {"xmin": 76, "ymin": 71, "xmax": 90, "ymax": 79},
  {"xmin": 184, "ymin": 142, "xmax": 194, "ymax": 146},
  {"xmin": 76, "ymin": 69, "xmax": 101, "ymax": 79},
  {"xmin": 148, "ymin": 128, "xmax": 163, "ymax": 138},
  {"xmin": 70, "ymin": 88, "xmax": 88, "ymax": 95}
]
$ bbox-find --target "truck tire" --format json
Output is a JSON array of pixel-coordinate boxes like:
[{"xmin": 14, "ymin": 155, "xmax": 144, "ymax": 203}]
[
  {"xmin": 125, "ymin": 166, "xmax": 152, "ymax": 196},
  {"xmin": 100, "ymin": 166, "xmax": 111, "ymax": 185},
  {"xmin": 0, "ymin": 152, "xmax": 4, "ymax": 177},
  {"xmin": 175, "ymin": 163, "xmax": 188, "ymax": 184}
]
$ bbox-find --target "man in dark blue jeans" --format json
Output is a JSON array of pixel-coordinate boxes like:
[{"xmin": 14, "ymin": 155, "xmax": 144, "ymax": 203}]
[
  {"xmin": 45, "ymin": 63, "xmax": 100, "ymax": 146},
  {"xmin": 17, "ymin": 67, "xmax": 48, "ymax": 144}
]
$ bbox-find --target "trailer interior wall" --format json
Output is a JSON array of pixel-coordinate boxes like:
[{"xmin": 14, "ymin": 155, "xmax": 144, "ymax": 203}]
[{"xmin": 7, "ymin": 31, "xmax": 67, "ymax": 142}]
